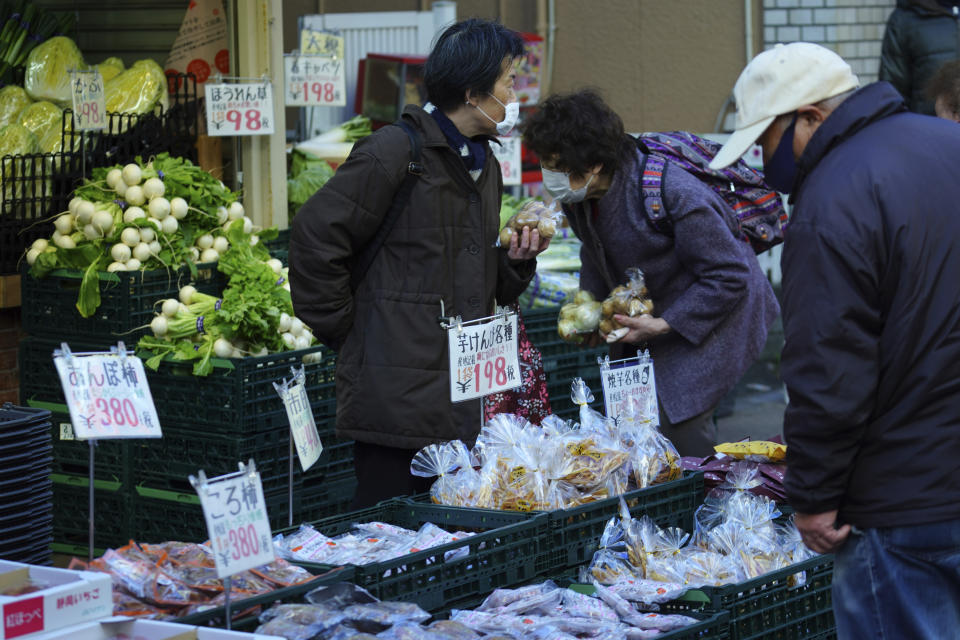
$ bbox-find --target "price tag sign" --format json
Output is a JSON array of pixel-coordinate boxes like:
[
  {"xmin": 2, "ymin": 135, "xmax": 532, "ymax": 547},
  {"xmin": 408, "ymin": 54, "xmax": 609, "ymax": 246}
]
[
  {"xmin": 447, "ymin": 312, "xmax": 522, "ymax": 402},
  {"xmin": 54, "ymin": 349, "xmax": 162, "ymax": 440},
  {"xmin": 204, "ymin": 82, "xmax": 275, "ymax": 136},
  {"xmin": 600, "ymin": 350, "xmax": 659, "ymax": 423},
  {"xmin": 493, "ymin": 136, "xmax": 522, "ymax": 185},
  {"xmin": 276, "ymin": 369, "xmax": 323, "ymax": 471},
  {"xmin": 70, "ymin": 70, "xmax": 106, "ymax": 131},
  {"xmin": 195, "ymin": 464, "xmax": 275, "ymax": 578},
  {"xmin": 300, "ymin": 29, "xmax": 345, "ymax": 59},
  {"xmin": 283, "ymin": 55, "xmax": 346, "ymax": 107}
]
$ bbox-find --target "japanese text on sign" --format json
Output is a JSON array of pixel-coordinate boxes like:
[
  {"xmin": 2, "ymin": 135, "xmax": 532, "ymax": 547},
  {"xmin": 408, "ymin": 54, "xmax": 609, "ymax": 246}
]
[
  {"xmin": 54, "ymin": 349, "xmax": 162, "ymax": 440},
  {"xmin": 275, "ymin": 367, "xmax": 323, "ymax": 471},
  {"xmin": 299, "ymin": 29, "xmax": 344, "ymax": 59},
  {"xmin": 204, "ymin": 82, "xmax": 275, "ymax": 136},
  {"xmin": 70, "ymin": 70, "xmax": 106, "ymax": 131},
  {"xmin": 283, "ymin": 55, "xmax": 346, "ymax": 107},
  {"xmin": 492, "ymin": 136, "xmax": 522, "ymax": 186},
  {"xmin": 448, "ymin": 312, "xmax": 522, "ymax": 402},
  {"xmin": 600, "ymin": 350, "xmax": 659, "ymax": 423},
  {"xmin": 195, "ymin": 466, "xmax": 275, "ymax": 578}
]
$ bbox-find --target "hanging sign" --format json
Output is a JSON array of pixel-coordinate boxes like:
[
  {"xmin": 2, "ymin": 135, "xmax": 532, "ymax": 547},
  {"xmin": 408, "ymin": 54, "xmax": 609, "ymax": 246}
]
[
  {"xmin": 70, "ymin": 69, "xmax": 106, "ymax": 131},
  {"xmin": 299, "ymin": 29, "xmax": 345, "ymax": 59},
  {"xmin": 53, "ymin": 343, "xmax": 162, "ymax": 440},
  {"xmin": 191, "ymin": 461, "xmax": 275, "ymax": 578},
  {"xmin": 599, "ymin": 350, "xmax": 659, "ymax": 423},
  {"xmin": 274, "ymin": 366, "xmax": 323, "ymax": 471},
  {"xmin": 204, "ymin": 81, "xmax": 275, "ymax": 136},
  {"xmin": 493, "ymin": 136, "xmax": 522, "ymax": 186},
  {"xmin": 283, "ymin": 55, "xmax": 346, "ymax": 107},
  {"xmin": 446, "ymin": 310, "xmax": 522, "ymax": 402}
]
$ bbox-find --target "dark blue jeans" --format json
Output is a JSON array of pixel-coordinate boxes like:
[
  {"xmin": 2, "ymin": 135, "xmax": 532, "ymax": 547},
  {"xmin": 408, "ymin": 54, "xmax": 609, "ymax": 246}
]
[{"xmin": 833, "ymin": 518, "xmax": 960, "ymax": 639}]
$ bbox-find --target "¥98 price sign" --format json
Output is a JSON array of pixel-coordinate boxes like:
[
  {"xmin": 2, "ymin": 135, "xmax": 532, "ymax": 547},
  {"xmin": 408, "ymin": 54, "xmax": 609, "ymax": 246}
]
[
  {"xmin": 70, "ymin": 70, "xmax": 106, "ymax": 131},
  {"xmin": 54, "ymin": 351, "xmax": 162, "ymax": 440},
  {"xmin": 447, "ymin": 312, "xmax": 522, "ymax": 402},
  {"xmin": 204, "ymin": 82, "xmax": 275, "ymax": 136},
  {"xmin": 283, "ymin": 55, "xmax": 346, "ymax": 107},
  {"xmin": 493, "ymin": 136, "xmax": 522, "ymax": 186},
  {"xmin": 195, "ymin": 466, "xmax": 274, "ymax": 578}
]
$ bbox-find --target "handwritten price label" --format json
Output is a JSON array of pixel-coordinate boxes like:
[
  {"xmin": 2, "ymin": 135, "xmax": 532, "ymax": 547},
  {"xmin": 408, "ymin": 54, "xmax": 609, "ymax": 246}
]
[
  {"xmin": 493, "ymin": 136, "xmax": 522, "ymax": 185},
  {"xmin": 54, "ymin": 351, "xmax": 162, "ymax": 440},
  {"xmin": 600, "ymin": 351, "xmax": 659, "ymax": 423},
  {"xmin": 283, "ymin": 55, "xmax": 346, "ymax": 107},
  {"xmin": 70, "ymin": 70, "xmax": 106, "ymax": 131},
  {"xmin": 204, "ymin": 82, "xmax": 275, "ymax": 136},
  {"xmin": 447, "ymin": 313, "xmax": 522, "ymax": 402},
  {"xmin": 279, "ymin": 377, "xmax": 323, "ymax": 471},
  {"xmin": 196, "ymin": 467, "xmax": 275, "ymax": 578}
]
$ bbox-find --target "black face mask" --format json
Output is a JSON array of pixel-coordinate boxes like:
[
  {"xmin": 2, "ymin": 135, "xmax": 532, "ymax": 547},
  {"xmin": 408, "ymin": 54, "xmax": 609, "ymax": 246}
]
[{"xmin": 763, "ymin": 114, "xmax": 798, "ymax": 194}]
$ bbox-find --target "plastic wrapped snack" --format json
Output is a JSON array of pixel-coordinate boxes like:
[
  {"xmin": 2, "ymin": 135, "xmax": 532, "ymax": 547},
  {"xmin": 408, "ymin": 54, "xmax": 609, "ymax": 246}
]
[
  {"xmin": 476, "ymin": 581, "xmax": 564, "ymax": 617},
  {"xmin": 559, "ymin": 588, "xmax": 620, "ymax": 622},
  {"xmin": 425, "ymin": 620, "xmax": 482, "ymax": 639},
  {"xmin": 411, "ymin": 440, "xmax": 477, "ymax": 505},
  {"xmin": 714, "ymin": 440, "xmax": 787, "ymax": 463},
  {"xmin": 558, "ymin": 290, "xmax": 602, "ymax": 342},
  {"xmin": 256, "ymin": 603, "xmax": 345, "ymax": 640},
  {"xmin": 622, "ymin": 420, "xmax": 682, "ymax": 489},
  {"xmin": 600, "ymin": 269, "xmax": 654, "ymax": 339},
  {"xmin": 605, "ymin": 576, "xmax": 688, "ymax": 604},
  {"xmin": 342, "ymin": 601, "xmax": 431, "ymax": 628}
]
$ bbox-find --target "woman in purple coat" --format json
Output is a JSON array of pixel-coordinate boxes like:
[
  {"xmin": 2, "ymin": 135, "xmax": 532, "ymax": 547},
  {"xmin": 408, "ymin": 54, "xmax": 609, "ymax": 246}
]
[{"xmin": 523, "ymin": 90, "xmax": 779, "ymax": 456}]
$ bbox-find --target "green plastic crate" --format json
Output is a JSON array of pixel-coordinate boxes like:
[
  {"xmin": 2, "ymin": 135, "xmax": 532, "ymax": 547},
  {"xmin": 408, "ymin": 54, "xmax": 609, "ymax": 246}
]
[
  {"xmin": 263, "ymin": 228, "xmax": 290, "ymax": 265},
  {"xmin": 52, "ymin": 473, "xmax": 131, "ymax": 552},
  {"xmin": 663, "ymin": 554, "xmax": 835, "ymax": 640},
  {"xmin": 21, "ymin": 264, "xmax": 222, "ymax": 344},
  {"xmin": 297, "ymin": 474, "xmax": 357, "ymax": 523},
  {"xmin": 144, "ymin": 345, "xmax": 336, "ymax": 436},
  {"xmin": 275, "ymin": 499, "xmax": 548, "ymax": 612}
]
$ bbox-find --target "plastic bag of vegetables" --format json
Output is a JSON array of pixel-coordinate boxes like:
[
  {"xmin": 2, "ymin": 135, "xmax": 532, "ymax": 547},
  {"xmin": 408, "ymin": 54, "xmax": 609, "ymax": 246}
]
[
  {"xmin": 0, "ymin": 123, "xmax": 41, "ymax": 202},
  {"xmin": 24, "ymin": 36, "xmax": 86, "ymax": 106},
  {"xmin": 558, "ymin": 290, "xmax": 602, "ymax": 342},
  {"xmin": 498, "ymin": 199, "xmax": 561, "ymax": 247},
  {"xmin": 105, "ymin": 59, "xmax": 169, "ymax": 115},
  {"xmin": 17, "ymin": 101, "xmax": 63, "ymax": 154},
  {"xmin": 600, "ymin": 268, "xmax": 654, "ymax": 339},
  {"xmin": 96, "ymin": 56, "xmax": 125, "ymax": 82},
  {"xmin": 0, "ymin": 86, "xmax": 32, "ymax": 129}
]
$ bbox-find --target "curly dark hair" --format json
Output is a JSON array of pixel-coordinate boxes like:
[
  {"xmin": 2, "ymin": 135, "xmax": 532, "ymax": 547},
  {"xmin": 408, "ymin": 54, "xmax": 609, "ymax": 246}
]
[
  {"xmin": 424, "ymin": 18, "xmax": 524, "ymax": 112},
  {"xmin": 926, "ymin": 60, "xmax": 960, "ymax": 116},
  {"xmin": 522, "ymin": 89, "xmax": 634, "ymax": 177}
]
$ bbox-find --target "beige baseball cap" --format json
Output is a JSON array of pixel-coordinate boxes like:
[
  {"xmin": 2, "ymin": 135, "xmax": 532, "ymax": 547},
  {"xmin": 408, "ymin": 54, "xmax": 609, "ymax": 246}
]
[{"xmin": 709, "ymin": 42, "xmax": 859, "ymax": 170}]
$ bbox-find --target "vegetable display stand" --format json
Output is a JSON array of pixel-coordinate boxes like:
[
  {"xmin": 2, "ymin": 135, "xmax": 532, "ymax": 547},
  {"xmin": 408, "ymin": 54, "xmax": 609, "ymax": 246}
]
[
  {"xmin": 51, "ymin": 472, "xmax": 131, "ymax": 555},
  {"xmin": 20, "ymin": 264, "xmax": 222, "ymax": 344},
  {"xmin": 276, "ymin": 499, "xmax": 550, "ymax": 612},
  {"xmin": 0, "ymin": 150, "xmax": 83, "ymax": 275},
  {"xmin": 263, "ymin": 227, "xmax": 290, "ymax": 264},
  {"xmin": 144, "ymin": 344, "xmax": 335, "ymax": 436},
  {"xmin": 662, "ymin": 554, "xmax": 835, "ymax": 640}
]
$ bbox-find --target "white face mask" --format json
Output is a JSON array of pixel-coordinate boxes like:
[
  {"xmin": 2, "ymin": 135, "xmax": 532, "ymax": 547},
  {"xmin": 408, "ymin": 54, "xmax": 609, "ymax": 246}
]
[
  {"xmin": 541, "ymin": 166, "xmax": 595, "ymax": 203},
  {"xmin": 475, "ymin": 92, "xmax": 520, "ymax": 135}
]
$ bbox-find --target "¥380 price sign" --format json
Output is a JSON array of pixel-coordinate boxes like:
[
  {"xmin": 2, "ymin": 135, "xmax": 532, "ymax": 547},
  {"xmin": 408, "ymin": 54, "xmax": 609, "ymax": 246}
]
[
  {"xmin": 204, "ymin": 82, "xmax": 275, "ymax": 136},
  {"xmin": 194, "ymin": 465, "xmax": 275, "ymax": 578},
  {"xmin": 447, "ymin": 311, "xmax": 522, "ymax": 402},
  {"xmin": 53, "ymin": 350, "xmax": 162, "ymax": 440},
  {"xmin": 70, "ymin": 70, "xmax": 106, "ymax": 131},
  {"xmin": 283, "ymin": 55, "xmax": 346, "ymax": 107}
]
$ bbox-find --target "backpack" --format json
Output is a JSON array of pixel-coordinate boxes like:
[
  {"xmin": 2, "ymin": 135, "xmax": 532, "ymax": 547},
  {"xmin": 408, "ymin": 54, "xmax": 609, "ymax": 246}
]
[{"xmin": 637, "ymin": 131, "xmax": 787, "ymax": 254}]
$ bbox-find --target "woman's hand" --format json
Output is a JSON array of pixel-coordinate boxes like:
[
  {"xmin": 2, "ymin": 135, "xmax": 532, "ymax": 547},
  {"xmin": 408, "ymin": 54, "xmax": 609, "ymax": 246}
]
[
  {"xmin": 507, "ymin": 226, "xmax": 551, "ymax": 261},
  {"xmin": 602, "ymin": 314, "xmax": 671, "ymax": 344}
]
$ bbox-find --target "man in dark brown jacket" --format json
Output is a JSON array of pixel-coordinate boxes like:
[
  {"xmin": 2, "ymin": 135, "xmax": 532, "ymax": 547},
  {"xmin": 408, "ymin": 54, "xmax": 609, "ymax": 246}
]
[{"xmin": 289, "ymin": 19, "xmax": 546, "ymax": 508}]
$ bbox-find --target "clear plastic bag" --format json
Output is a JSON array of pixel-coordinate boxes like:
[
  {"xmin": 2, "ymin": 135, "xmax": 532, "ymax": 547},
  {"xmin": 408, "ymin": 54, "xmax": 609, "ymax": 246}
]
[
  {"xmin": 605, "ymin": 575, "xmax": 688, "ymax": 604},
  {"xmin": 600, "ymin": 268, "xmax": 654, "ymax": 338},
  {"xmin": 476, "ymin": 581, "xmax": 564, "ymax": 617},
  {"xmin": 342, "ymin": 601, "xmax": 431, "ymax": 628},
  {"xmin": 255, "ymin": 603, "xmax": 344, "ymax": 640}
]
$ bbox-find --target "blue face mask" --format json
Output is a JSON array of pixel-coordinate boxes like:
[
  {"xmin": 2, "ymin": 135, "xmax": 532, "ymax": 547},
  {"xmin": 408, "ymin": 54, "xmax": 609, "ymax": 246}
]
[{"xmin": 763, "ymin": 114, "xmax": 798, "ymax": 194}]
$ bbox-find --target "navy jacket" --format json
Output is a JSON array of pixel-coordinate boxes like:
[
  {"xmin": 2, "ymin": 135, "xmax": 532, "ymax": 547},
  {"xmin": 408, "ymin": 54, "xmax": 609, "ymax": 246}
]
[{"xmin": 782, "ymin": 82, "xmax": 960, "ymax": 528}]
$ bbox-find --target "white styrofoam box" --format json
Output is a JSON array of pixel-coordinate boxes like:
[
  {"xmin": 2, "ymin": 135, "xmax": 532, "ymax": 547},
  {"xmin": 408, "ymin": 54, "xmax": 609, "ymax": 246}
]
[
  {"xmin": 24, "ymin": 618, "xmax": 286, "ymax": 640},
  {"xmin": 0, "ymin": 560, "xmax": 112, "ymax": 640}
]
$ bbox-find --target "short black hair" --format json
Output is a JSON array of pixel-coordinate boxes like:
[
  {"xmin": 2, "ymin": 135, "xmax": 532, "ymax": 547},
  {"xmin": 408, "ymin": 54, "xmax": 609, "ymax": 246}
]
[
  {"xmin": 424, "ymin": 18, "xmax": 524, "ymax": 111},
  {"xmin": 522, "ymin": 89, "xmax": 634, "ymax": 177},
  {"xmin": 926, "ymin": 60, "xmax": 960, "ymax": 115}
]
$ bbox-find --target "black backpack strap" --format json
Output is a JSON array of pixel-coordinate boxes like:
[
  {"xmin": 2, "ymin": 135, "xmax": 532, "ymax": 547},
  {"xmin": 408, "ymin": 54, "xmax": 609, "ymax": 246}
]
[
  {"xmin": 637, "ymin": 139, "xmax": 673, "ymax": 236},
  {"xmin": 349, "ymin": 119, "xmax": 423, "ymax": 291}
]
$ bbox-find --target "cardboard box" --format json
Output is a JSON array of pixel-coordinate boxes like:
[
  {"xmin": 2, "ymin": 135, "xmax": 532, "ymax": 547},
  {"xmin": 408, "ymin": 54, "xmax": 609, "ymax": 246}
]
[
  {"xmin": 0, "ymin": 560, "xmax": 112, "ymax": 640},
  {"xmin": 26, "ymin": 618, "xmax": 285, "ymax": 640}
]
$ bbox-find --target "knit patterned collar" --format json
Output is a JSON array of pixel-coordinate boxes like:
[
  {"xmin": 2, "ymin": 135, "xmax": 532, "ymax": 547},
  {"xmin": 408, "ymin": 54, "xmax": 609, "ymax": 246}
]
[{"xmin": 424, "ymin": 102, "xmax": 485, "ymax": 181}]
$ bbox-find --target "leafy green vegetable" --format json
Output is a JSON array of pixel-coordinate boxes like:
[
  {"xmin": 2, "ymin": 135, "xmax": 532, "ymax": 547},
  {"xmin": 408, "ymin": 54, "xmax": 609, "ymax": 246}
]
[
  {"xmin": 287, "ymin": 162, "xmax": 333, "ymax": 220},
  {"xmin": 17, "ymin": 100, "xmax": 62, "ymax": 153},
  {"xmin": 96, "ymin": 56, "xmax": 124, "ymax": 82},
  {"xmin": 0, "ymin": 85, "xmax": 31, "ymax": 128},
  {"xmin": 23, "ymin": 36, "xmax": 86, "ymax": 106},
  {"xmin": 104, "ymin": 59, "xmax": 169, "ymax": 115}
]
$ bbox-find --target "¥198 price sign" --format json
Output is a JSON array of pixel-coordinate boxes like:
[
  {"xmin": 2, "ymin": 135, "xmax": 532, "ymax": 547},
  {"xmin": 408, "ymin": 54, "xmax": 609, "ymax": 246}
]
[
  {"xmin": 204, "ymin": 82, "xmax": 275, "ymax": 136},
  {"xmin": 283, "ymin": 55, "xmax": 346, "ymax": 107},
  {"xmin": 70, "ymin": 70, "xmax": 106, "ymax": 131},
  {"xmin": 195, "ymin": 466, "xmax": 275, "ymax": 578},
  {"xmin": 493, "ymin": 136, "xmax": 522, "ymax": 186},
  {"xmin": 447, "ymin": 312, "xmax": 522, "ymax": 402},
  {"xmin": 53, "ymin": 351, "xmax": 162, "ymax": 440}
]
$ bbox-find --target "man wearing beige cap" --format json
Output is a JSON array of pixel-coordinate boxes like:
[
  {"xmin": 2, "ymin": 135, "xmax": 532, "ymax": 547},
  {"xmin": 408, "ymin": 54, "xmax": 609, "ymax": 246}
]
[{"xmin": 713, "ymin": 42, "xmax": 960, "ymax": 638}]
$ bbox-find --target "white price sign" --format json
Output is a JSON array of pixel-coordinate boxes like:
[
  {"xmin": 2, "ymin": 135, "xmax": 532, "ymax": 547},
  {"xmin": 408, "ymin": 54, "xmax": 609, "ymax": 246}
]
[
  {"xmin": 283, "ymin": 55, "xmax": 346, "ymax": 106},
  {"xmin": 493, "ymin": 136, "xmax": 522, "ymax": 185},
  {"xmin": 600, "ymin": 350, "xmax": 659, "ymax": 423},
  {"xmin": 447, "ymin": 311, "xmax": 522, "ymax": 402},
  {"xmin": 53, "ymin": 347, "xmax": 162, "ymax": 440},
  {"xmin": 204, "ymin": 82, "xmax": 275, "ymax": 136},
  {"xmin": 276, "ymin": 368, "xmax": 323, "ymax": 472},
  {"xmin": 70, "ymin": 70, "xmax": 106, "ymax": 131},
  {"xmin": 194, "ymin": 464, "xmax": 275, "ymax": 578}
]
